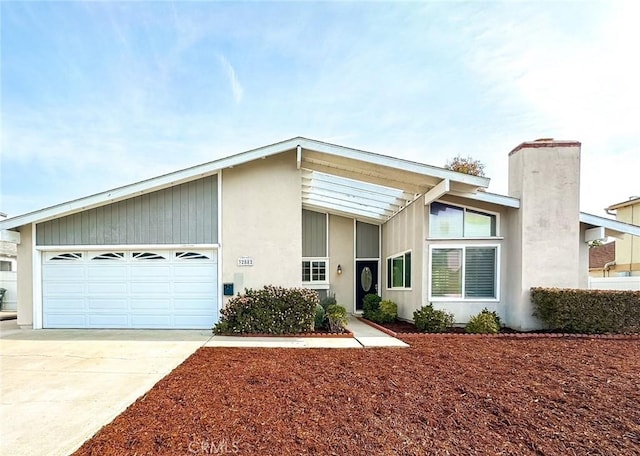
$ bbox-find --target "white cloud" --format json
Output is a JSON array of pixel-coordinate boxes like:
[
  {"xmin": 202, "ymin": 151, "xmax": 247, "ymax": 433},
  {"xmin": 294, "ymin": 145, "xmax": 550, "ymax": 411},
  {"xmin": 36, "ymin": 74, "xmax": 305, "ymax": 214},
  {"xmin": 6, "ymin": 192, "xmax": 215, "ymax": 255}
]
[{"xmin": 218, "ymin": 54, "xmax": 244, "ymax": 103}]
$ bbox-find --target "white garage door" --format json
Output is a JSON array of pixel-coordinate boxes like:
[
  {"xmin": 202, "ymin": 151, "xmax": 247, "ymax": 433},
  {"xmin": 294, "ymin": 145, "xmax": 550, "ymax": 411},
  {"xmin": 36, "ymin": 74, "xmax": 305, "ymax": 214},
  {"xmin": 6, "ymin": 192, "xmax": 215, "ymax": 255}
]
[{"xmin": 42, "ymin": 249, "xmax": 218, "ymax": 329}]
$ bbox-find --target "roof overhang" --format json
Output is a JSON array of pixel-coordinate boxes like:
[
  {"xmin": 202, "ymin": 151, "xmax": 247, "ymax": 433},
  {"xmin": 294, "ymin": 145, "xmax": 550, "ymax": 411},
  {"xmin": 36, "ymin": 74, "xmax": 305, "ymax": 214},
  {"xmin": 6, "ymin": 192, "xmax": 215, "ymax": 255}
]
[
  {"xmin": 580, "ymin": 212, "xmax": 640, "ymax": 239},
  {"xmin": 606, "ymin": 197, "xmax": 640, "ymax": 211},
  {"xmin": 0, "ymin": 136, "xmax": 493, "ymax": 230}
]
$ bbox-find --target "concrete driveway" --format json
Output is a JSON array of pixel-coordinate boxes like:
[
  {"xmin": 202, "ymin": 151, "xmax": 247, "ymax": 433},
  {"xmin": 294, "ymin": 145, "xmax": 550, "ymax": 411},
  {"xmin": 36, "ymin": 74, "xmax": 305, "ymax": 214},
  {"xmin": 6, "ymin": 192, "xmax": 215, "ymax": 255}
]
[{"xmin": 0, "ymin": 319, "xmax": 212, "ymax": 456}]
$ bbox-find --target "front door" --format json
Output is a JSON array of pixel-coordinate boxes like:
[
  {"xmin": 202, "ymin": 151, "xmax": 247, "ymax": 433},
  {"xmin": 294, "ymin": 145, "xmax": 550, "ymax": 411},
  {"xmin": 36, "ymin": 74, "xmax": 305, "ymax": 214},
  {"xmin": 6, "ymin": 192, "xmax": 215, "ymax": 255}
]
[{"xmin": 355, "ymin": 260, "xmax": 378, "ymax": 312}]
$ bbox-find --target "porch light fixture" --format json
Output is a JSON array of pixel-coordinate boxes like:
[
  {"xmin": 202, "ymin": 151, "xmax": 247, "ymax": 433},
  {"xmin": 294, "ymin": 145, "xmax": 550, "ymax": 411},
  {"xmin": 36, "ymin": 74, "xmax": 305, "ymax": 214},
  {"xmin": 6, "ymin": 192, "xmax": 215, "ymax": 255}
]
[{"xmin": 337, "ymin": 264, "xmax": 342, "ymax": 275}]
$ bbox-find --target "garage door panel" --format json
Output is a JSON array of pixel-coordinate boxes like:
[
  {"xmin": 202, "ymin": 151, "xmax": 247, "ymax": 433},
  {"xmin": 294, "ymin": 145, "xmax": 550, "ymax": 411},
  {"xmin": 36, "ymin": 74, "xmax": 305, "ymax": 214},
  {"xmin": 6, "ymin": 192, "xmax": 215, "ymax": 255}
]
[
  {"xmin": 129, "ymin": 299, "xmax": 171, "ymax": 310},
  {"xmin": 87, "ymin": 266, "xmax": 127, "ymax": 280},
  {"xmin": 45, "ymin": 298, "xmax": 86, "ymax": 311},
  {"xmin": 87, "ymin": 282, "xmax": 128, "ymax": 294},
  {"xmin": 173, "ymin": 297, "xmax": 214, "ymax": 310},
  {"xmin": 129, "ymin": 282, "xmax": 171, "ymax": 294},
  {"xmin": 45, "ymin": 314, "xmax": 87, "ymax": 328},
  {"xmin": 87, "ymin": 314, "xmax": 130, "ymax": 327},
  {"xmin": 129, "ymin": 266, "xmax": 171, "ymax": 279},
  {"xmin": 130, "ymin": 315, "xmax": 172, "ymax": 327},
  {"xmin": 173, "ymin": 265, "xmax": 215, "ymax": 278},
  {"xmin": 87, "ymin": 299, "xmax": 128, "ymax": 310},
  {"xmin": 43, "ymin": 282, "xmax": 85, "ymax": 295},
  {"xmin": 173, "ymin": 281, "xmax": 216, "ymax": 294},
  {"xmin": 43, "ymin": 266, "xmax": 85, "ymax": 280},
  {"xmin": 43, "ymin": 249, "xmax": 218, "ymax": 329}
]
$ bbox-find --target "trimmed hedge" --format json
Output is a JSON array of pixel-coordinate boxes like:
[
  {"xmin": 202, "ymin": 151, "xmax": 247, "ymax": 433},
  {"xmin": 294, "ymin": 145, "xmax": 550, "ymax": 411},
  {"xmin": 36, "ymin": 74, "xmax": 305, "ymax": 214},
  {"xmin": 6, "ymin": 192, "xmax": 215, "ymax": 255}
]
[
  {"xmin": 531, "ymin": 287, "xmax": 640, "ymax": 334},
  {"xmin": 213, "ymin": 285, "xmax": 318, "ymax": 335}
]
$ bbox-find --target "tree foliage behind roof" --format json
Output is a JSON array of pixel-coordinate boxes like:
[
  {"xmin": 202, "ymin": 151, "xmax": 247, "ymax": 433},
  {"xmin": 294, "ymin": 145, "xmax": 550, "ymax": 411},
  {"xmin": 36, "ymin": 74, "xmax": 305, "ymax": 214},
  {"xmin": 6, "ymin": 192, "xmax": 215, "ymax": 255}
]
[{"xmin": 445, "ymin": 155, "xmax": 486, "ymax": 177}]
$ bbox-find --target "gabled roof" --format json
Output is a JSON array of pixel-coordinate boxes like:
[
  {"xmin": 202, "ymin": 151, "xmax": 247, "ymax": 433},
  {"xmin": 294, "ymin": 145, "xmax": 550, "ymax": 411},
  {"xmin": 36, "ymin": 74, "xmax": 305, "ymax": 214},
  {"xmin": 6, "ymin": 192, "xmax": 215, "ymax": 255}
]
[
  {"xmin": 606, "ymin": 196, "xmax": 640, "ymax": 211},
  {"xmin": 0, "ymin": 137, "xmax": 493, "ymax": 229}
]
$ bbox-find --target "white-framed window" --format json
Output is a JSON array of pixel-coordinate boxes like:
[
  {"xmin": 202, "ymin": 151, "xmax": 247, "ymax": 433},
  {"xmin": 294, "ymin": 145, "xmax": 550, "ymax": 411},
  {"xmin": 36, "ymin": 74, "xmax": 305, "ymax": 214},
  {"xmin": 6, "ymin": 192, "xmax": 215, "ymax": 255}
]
[
  {"xmin": 429, "ymin": 201, "xmax": 498, "ymax": 238},
  {"xmin": 386, "ymin": 250, "xmax": 411, "ymax": 289},
  {"xmin": 429, "ymin": 245, "xmax": 499, "ymax": 300},
  {"xmin": 302, "ymin": 258, "xmax": 328, "ymax": 283}
]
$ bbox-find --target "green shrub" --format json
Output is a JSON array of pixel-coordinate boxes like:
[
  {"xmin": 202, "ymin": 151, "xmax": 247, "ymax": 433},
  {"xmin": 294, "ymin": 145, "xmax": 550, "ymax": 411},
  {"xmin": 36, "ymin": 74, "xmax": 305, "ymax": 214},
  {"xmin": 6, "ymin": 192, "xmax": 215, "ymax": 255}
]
[
  {"xmin": 531, "ymin": 287, "xmax": 640, "ymax": 334},
  {"xmin": 325, "ymin": 304, "xmax": 349, "ymax": 332},
  {"xmin": 314, "ymin": 304, "xmax": 326, "ymax": 330},
  {"xmin": 365, "ymin": 299, "xmax": 398, "ymax": 324},
  {"xmin": 413, "ymin": 304, "xmax": 454, "ymax": 333},
  {"xmin": 319, "ymin": 294, "xmax": 337, "ymax": 311},
  {"xmin": 378, "ymin": 300, "xmax": 398, "ymax": 324},
  {"xmin": 363, "ymin": 294, "xmax": 382, "ymax": 321},
  {"xmin": 213, "ymin": 285, "xmax": 318, "ymax": 335},
  {"xmin": 465, "ymin": 308, "xmax": 500, "ymax": 334}
]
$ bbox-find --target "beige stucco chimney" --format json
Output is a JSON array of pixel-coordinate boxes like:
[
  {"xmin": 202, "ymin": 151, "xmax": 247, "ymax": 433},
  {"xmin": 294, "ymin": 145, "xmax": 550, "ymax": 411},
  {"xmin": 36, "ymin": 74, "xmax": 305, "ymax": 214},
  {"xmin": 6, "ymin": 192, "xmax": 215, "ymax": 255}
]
[{"xmin": 505, "ymin": 139, "xmax": 582, "ymax": 330}]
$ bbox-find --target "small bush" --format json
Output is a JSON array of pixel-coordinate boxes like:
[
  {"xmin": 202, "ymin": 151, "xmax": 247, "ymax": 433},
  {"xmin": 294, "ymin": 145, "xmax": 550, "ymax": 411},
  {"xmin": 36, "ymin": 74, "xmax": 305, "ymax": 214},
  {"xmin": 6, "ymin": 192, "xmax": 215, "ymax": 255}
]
[
  {"xmin": 325, "ymin": 304, "xmax": 349, "ymax": 332},
  {"xmin": 314, "ymin": 304, "xmax": 326, "ymax": 330},
  {"xmin": 365, "ymin": 299, "xmax": 397, "ymax": 324},
  {"xmin": 213, "ymin": 285, "xmax": 318, "ymax": 335},
  {"xmin": 319, "ymin": 294, "xmax": 337, "ymax": 311},
  {"xmin": 532, "ymin": 287, "xmax": 640, "ymax": 334},
  {"xmin": 413, "ymin": 304, "xmax": 454, "ymax": 333},
  {"xmin": 378, "ymin": 300, "xmax": 398, "ymax": 324},
  {"xmin": 363, "ymin": 294, "xmax": 382, "ymax": 321},
  {"xmin": 466, "ymin": 308, "xmax": 500, "ymax": 334}
]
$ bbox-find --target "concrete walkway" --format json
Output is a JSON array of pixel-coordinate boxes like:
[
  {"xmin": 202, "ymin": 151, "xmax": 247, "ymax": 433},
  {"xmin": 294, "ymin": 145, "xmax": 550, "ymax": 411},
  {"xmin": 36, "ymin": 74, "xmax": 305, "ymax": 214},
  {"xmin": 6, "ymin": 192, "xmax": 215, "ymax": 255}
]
[{"xmin": 205, "ymin": 316, "xmax": 409, "ymax": 348}]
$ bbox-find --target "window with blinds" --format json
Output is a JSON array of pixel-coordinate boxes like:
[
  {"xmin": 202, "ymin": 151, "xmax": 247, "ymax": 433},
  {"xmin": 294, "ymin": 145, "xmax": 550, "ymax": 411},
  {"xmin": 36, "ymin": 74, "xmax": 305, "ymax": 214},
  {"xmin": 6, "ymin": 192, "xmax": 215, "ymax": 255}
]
[{"xmin": 430, "ymin": 246, "xmax": 498, "ymax": 300}]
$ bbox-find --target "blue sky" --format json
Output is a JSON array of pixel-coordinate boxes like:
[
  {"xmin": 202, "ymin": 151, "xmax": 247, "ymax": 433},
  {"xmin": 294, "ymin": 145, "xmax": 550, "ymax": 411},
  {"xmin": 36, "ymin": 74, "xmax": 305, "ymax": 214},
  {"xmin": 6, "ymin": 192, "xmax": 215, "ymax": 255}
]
[{"xmin": 1, "ymin": 1, "xmax": 639, "ymax": 218}]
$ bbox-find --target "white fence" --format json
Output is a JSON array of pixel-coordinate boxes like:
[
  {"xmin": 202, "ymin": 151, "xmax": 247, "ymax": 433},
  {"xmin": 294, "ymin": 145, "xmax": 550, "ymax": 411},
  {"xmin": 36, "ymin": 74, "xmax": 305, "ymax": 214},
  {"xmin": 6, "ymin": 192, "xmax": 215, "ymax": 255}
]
[
  {"xmin": 588, "ymin": 276, "xmax": 640, "ymax": 291},
  {"xmin": 0, "ymin": 270, "xmax": 17, "ymax": 311}
]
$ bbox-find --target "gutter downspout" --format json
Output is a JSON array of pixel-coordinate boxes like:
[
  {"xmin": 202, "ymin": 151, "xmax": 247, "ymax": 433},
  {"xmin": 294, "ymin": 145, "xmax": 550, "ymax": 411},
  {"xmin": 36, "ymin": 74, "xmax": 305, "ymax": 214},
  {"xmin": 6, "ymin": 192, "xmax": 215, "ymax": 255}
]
[{"xmin": 603, "ymin": 260, "xmax": 616, "ymax": 277}]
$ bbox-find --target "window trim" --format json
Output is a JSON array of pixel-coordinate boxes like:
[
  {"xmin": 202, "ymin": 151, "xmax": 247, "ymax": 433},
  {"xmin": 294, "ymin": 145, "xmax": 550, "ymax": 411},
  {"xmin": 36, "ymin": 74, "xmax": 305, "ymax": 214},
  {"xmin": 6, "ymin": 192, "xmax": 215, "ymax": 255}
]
[
  {"xmin": 429, "ymin": 201, "xmax": 500, "ymax": 239},
  {"xmin": 428, "ymin": 244, "xmax": 500, "ymax": 302},
  {"xmin": 385, "ymin": 249, "xmax": 412, "ymax": 290}
]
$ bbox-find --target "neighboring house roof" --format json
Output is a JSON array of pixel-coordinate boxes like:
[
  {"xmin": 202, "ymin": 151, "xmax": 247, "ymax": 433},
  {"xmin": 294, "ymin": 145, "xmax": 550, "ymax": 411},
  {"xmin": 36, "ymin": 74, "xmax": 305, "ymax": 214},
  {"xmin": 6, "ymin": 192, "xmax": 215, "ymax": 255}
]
[
  {"xmin": 606, "ymin": 196, "xmax": 640, "ymax": 211},
  {"xmin": 0, "ymin": 137, "xmax": 496, "ymax": 229},
  {"xmin": 580, "ymin": 212, "xmax": 640, "ymax": 238},
  {"xmin": 588, "ymin": 242, "xmax": 615, "ymax": 269}
]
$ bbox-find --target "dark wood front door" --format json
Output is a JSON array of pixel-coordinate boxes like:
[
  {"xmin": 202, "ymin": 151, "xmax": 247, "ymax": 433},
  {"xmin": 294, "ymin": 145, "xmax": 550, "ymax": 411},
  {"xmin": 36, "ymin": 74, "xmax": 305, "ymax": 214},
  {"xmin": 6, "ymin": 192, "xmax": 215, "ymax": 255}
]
[{"xmin": 355, "ymin": 260, "xmax": 378, "ymax": 312}]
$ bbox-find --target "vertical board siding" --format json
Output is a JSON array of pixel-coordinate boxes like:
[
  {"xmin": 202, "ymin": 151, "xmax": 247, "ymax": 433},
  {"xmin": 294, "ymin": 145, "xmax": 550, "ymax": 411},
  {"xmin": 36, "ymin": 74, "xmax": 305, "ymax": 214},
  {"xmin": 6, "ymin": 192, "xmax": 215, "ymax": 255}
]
[
  {"xmin": 356, "ymin": 221, "xmax": 380, "ymax": 258},
  {"xmin": 302, "ymin": 210, "xmax": 327, "ymax": 257},
  {"xmin": 36, "ymin": 175, "xmax": 218, "ymax": 246}
]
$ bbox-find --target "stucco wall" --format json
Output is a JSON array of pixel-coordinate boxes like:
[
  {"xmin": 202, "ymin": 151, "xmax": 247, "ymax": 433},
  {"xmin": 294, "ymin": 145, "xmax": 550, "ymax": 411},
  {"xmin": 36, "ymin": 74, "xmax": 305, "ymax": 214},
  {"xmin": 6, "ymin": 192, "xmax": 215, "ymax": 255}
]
[
  {"xmin": 507, "ymin": 141, "xmax": 581, "ymax": 330},
  {"xmin": 16, "ymin": 224, "xmax": 34, "ymax": 326},
  {"xmin": 221, "ymin": 152, "xmax": 302, "ymax": 301},
  {"xmin": 381, "ymin": 198, "xmax": 424, "ymax": 321},
  {"xmin": 328, "ymin": 215, "xmax": 354, "ymax": 309}
]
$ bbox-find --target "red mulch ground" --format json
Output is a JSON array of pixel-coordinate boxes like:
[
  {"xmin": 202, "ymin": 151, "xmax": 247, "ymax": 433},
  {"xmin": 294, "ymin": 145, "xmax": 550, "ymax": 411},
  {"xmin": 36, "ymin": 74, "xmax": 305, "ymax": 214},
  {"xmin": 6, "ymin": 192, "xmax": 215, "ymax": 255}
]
[{"xmin": 74, "ymin": 336, "xmax": 640, "ymax": 456}]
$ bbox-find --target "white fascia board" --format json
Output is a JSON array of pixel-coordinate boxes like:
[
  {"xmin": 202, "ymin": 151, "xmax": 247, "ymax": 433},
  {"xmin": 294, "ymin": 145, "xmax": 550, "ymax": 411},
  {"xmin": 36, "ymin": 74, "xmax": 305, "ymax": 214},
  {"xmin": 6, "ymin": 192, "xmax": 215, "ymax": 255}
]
[
  {"xmin": 424, "ymin": 179, "xmax": 450, "ymax": 205},
  {"xmin": 580, "ymin": 212, "xmax": 640, "ymax": 237},
  {"xmin": 295, "ymin": 138, "xmax": 491, "ymax": 188},
  {"xmin": 448, "ymin": 190, "xmax": 521, "ymax": 208},
  {"xmin": 0, "ymin": 136, "xmax": 489, "ymax": 230}
]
